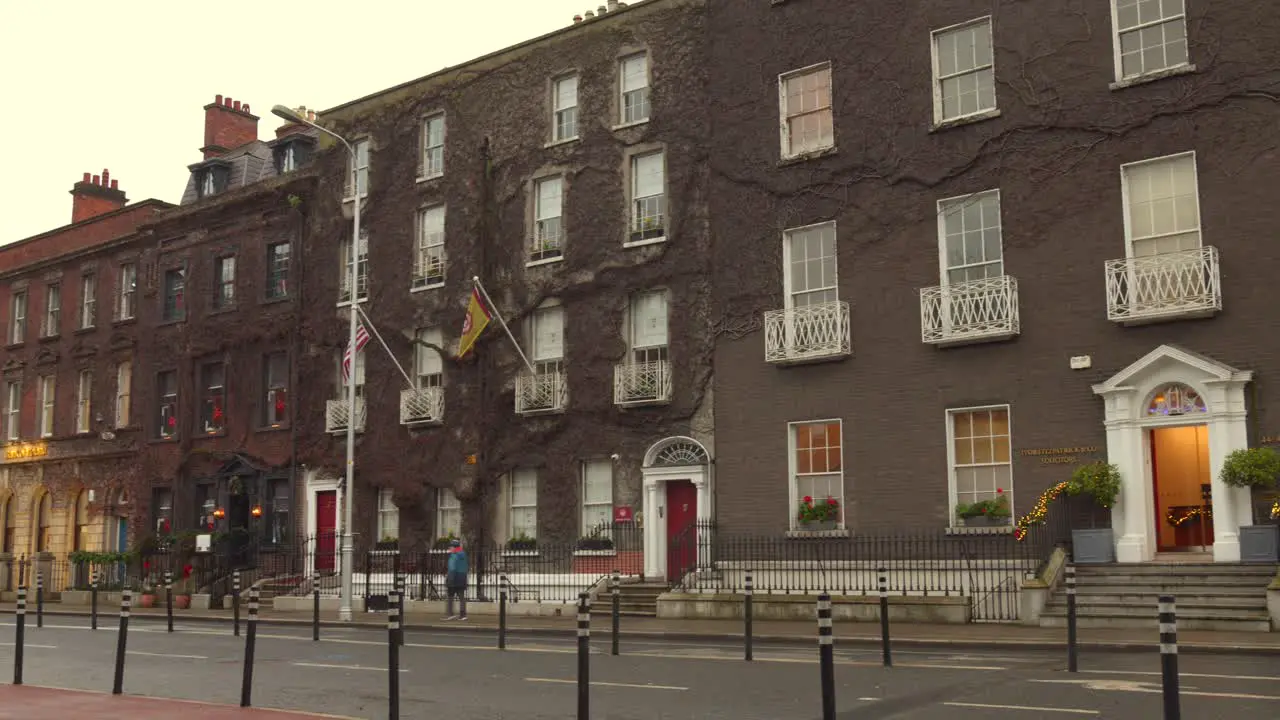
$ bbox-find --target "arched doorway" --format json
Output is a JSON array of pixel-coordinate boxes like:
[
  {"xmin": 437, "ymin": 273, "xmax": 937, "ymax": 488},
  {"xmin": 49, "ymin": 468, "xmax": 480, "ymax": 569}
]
[
  {"xmin": 640, "ymin": 436, "xmax": 712, "ymax": 581},
  {"xmin": 1093, "ymin": 345, "xmax": 1252, "ymax": 562}
]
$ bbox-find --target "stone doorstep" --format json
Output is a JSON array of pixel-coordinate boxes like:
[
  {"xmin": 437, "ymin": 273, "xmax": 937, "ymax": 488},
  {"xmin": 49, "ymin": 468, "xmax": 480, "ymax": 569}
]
[{"xmin": 657, "ymin": 592, "xmax": 970, "ymax": 624}]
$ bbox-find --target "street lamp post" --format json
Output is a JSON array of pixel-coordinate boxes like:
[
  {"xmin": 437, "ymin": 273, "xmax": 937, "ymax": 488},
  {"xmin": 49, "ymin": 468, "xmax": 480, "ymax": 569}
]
[{"xmin": 272, "ymin": 104, "xmax": 360, "ymax": 622}]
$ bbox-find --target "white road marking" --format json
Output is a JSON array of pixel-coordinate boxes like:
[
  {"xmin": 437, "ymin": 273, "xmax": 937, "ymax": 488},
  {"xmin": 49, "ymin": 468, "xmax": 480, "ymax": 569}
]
[
  {"xmin": 0, "ymin": 642, "xmax": 57, "ymax": 648},
  {"xmin": 857, "ymin": 697, "xmax": 881, "ymax": 701},
  {"xmin": 944, "ymin": 701, "xmax": 1098, "ymax": 715},
  {"xmin": 1030, "ymin": 678, "xmax": 1280, "ymax": 701},
  {"xmin": 292, "ymin": 662, "xmax": 409, "ymax": 672},
  {"xmin": 525, "ymin": 677, "xmax": 687, "ymax": 691},
  {"xmin": 127, "ymin": 651, "xmax": 208, "ymax": 659},
  {"xmin": 1081, "ymin": 669, "xmax": 1277, "ymax": 682}
]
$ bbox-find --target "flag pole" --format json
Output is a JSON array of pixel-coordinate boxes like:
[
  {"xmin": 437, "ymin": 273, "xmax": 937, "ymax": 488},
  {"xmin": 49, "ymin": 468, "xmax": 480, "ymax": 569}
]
[
  {"xmin": 355, "ymin": 304, "xmax": 415, "ymax": 388},
  {"xmin": 472, "ymin": 276, "xmax": 536, "ymax": 373}
]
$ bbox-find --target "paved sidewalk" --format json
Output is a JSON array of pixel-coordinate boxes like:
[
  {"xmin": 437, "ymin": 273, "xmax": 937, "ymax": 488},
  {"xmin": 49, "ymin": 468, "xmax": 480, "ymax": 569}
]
[
  {"xmin": 4, "ymin": 601, "xmax": 1280, "ymax": 654},
  {"xmin": 0, "ymin": 685, "xmax": 354, "ymax": 719}
]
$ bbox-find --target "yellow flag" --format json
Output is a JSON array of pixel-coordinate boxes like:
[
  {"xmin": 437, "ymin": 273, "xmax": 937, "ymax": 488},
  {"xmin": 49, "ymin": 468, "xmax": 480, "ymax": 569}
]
[{"xmin": 456, "ymin": 287, "xmax": 492, "ymax": 358}]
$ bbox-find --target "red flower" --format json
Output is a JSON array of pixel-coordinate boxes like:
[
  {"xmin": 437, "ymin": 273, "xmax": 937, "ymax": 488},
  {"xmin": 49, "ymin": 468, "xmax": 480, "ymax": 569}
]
[
  {"xmin": 183, "ymin": 564, "xmax": 193, "ymax": 579},
  {"xmin": 826, "ymin": 496, "xmax": 837, "ymax": 505},
  {"xmin": 996, "ymin": 488, "xmax": 1004, "ymax": 493},
  {"xmin": 143, "ymin": 561, "xmax": 150, "ymax": 571},
  {"xmin": 803, "ymin": 496, "xmax": 813, "ymax": 504}
]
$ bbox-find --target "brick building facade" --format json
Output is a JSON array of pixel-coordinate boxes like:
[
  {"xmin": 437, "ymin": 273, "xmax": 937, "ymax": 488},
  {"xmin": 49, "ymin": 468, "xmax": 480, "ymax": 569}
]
[
  {"xmin": 295, "ymin": 0, "xmax": 713, "ymax": 579},
  {"xmin": 707, "ymin": 0, "xmax": 1280, "ymax": 562}
]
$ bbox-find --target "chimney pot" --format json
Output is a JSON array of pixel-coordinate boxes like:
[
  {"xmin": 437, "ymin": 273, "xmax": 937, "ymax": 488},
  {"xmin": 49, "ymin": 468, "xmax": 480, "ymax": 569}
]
[
  {"xmin": 225, "ymin": 96, "xmax": 234, "ymax": 107},
  {"xmin": 215, "ymin": 94, "xmax": 223, "ymax": 104},
  {"xmin": 233, "ymin": 100, "xmax": 241, "ymax": 111},
  {"xmin": 242, "ymin": 103, "xmax": 250, "ymax": 113},
  {"xmin": 599, "ymin": 4, "xmax": 608, "ymax": 13},
  {"xmin": 92, "ymin": 174, "xmax": 101, "ymax": 185},
  {"xmin": 110, "ymin": 179, "xmax": 118, "ymax": 189},
  {"xmin": 81, "ymin": 172, "xmax": 91, "ymax": 183},
  {"xmin": 102, "ymin": 168, "xmax": 110, "ymax": 184},
  {"xmin": 608, "ymin": 0, "xmax": 620, "ymax": 10},
  {"xmin": 585, "ymin": 10, "xmax": 594, "ymax": 17},
  {"xmin": 573, "ymin": 14, "xmax": 582, "ymax": 22}
]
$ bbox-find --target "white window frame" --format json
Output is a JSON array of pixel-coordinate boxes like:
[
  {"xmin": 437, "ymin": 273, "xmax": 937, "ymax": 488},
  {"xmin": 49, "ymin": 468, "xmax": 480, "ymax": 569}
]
[
  {"xmin": 552, "ymin": 74, "xmax": 579, "ymax": 142},
  {"xmin": 1109, "ymin": 0, "xmax": 1191, "ymax": 83},
  {"xmin": 157, "ymin": 370, "xmax": 178, "ymax": 439},
  {"xmin": 9, "ymin": 290, "xmax": 26, "ymax": 344},
  {"xmin": 376, "ymin": 488, "xmax": 400, "ymax": 541},
  {"xmin": 339, "ymin": 350, "xmax": 366, "ymax": 397},
  {"xmin": 117, "ymin": 263, "xmax": 137, "ymax": 320},
  {"xmin": 619, "ymin": 52, "xmax": 651, "ymax": 125},
  {"xmin": 43, "ymin": 283, "xmax": 60, "ymax": 337},
  {"xmin": 1119, "ymin": 151, "xmax": 1201, "ymax": 259},
  {"xmin": 264, "ymin": 352, "xmax": 288, "ymax": 427},
  {"xmin": 508, "ymin": 469, "xmax": 538, "ymax": 542},
  {"xmin": 339, "ymin": 229, "xmax": 369, "ymax": 305},
  {"xmin": 215, "ymin": 255, "xmax": 236, "ymax": 309},
  {"xmin": 945, "ymin": 404, "xmax": 1013, "ymax": 526},
  {"xmin": 115, "ymin": 360, "xmax": 132, "ymax": 428},
  {"xmin": 628, "ymin": 150, "xmax": 666, "ymax": 243},
  {"xmin": 420, "ymin": 114, "xmax": 446, "ymax": 179},
  {"xmin": 436, "ymin": 488, "xmax": 461, "ymax": 540},
  {"xmin": 531, "ymin": 175, "xmax": 564, "ymax": 263},
  {"xmin": 930, "ymin": 16, "xmax": 996, "ymax": 125},
  {"xmin": 346, "ymin": 138, "xmax": 370, "ymax": 199},
  {"xmin": 581, "ymin": 459, "xmax": 614, "ymax": 535},
  {"xmin": 413, "ymin": 206, "xmax": 446, "ymax": 289},
  {"xmin": 38, "ymin": 374, "xmax": 55, "ymax": 438},
  {"xmin": 787, "ymin": 419, "xmax": 845, "ymax": 531},
  {"xmin": 530, "ymin": 303, "xmax": 565, "ymax": 368},
  {"xmin": 628, "ymin": 289, "xmax": 669, "ymax": 365},
  {"xmin": 75, "ymin": 369, "xmax": 92, "ymax": 434},
  {"xmin": 936, "ymin": 190, "xmax": 1004, "ymax": 284},
  {"xmin": 782, "ymin": 221, "xmax": 839, "ymax": 310},
  {"xmin": 5, "ymin": 381, "xmax": 20, "ymax": 441},
  {"xmin": 414, "ymin": 327, "xmax": 444, "ymax": 388},
  {"xmin": 778, "ymin": 61, "xmax": 835, "ymax": 160},
  {"xmin": 80, "ymin": 274, "xmax": 96, "ymax": 329}
]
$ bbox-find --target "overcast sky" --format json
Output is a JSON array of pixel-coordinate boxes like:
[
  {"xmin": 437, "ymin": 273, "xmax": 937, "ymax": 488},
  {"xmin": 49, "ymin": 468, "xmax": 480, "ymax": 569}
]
[{"xmin": 0, "ymin": 0, "xmax": 607, "ymax": 246}]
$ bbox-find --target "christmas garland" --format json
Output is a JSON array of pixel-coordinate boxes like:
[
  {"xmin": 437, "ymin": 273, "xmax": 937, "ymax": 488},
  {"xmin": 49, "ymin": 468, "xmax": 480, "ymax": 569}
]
[
  {"xmin": 1013, "ymin": 481, "xmax": 1070, "ymax": 541},
  {"xmin": 1165, "ymin": 506, "xmax": 1211, "ymax": 527}
]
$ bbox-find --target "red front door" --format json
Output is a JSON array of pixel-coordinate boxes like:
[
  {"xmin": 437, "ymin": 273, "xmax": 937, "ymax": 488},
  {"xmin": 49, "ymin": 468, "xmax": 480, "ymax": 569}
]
[
  {"xmin": 666, "ymin": 480, "xmax": 697, "ymax": 582},
  {"xmin": 316, "ymin": 491, "xmax": 337, "ymax": 572}
]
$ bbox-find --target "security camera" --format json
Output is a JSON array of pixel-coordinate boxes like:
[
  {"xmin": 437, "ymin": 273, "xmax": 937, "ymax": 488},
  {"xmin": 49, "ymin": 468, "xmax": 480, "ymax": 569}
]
[{"xmin": 610, "ymin": 453, "xmax": 620, "ymax": 461}]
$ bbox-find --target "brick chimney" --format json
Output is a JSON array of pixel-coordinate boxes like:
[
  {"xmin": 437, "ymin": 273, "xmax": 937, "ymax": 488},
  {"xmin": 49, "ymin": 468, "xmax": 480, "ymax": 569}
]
[
  {"xmin": 275, "ymin": 106, "xmax": 317, "ymax": 139},
  {"xmin": 70, "ymin": 169, "xmax": 128, "ymax": 224},
  {"xmin": 201, "ymin": 94, "xmax": 260, "ymax": 159}
]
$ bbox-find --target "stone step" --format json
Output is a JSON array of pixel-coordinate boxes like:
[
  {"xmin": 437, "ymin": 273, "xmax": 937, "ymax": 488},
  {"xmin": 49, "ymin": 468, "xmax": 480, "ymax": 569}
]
[
  {"xmin": 1042, "ymin": 601, "xmax": 1269, "ymax": 621},
  {"xmin": 1053, "ymin": 592, "xmax": 1265, "ymax": 606},
  {"xmin": 1074, "ymin": 563, "xmax": 1276, "ymax": 576},
  {"xmin": 1072, "ymin": 575, "xmax": 1273, "ymax": 587},
  {"xmin": 1039, "ymin": 613, "xmax": 1271, "ymax": 632}
]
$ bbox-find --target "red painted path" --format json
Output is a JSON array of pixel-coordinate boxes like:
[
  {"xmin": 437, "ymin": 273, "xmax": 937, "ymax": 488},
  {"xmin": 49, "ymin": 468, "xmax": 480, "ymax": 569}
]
[{"xmin": 0, "ymin": 685, "xmax": 355, "ymax": 720}]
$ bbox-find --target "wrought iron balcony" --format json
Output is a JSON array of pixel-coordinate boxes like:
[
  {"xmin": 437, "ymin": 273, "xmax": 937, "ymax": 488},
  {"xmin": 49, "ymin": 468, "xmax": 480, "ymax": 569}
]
[
  {"xmin": 763, "ymin": 300, "xmax": 851, "ymax": 365},
  {"xmin": 920, "ymin": 275, "xmax": 1020, "ymax": 346},
  {"xmin": 325, "ymin": 397, "xmax": 366, "ymax": 434},
  {"xmin": 400, "ymin": 386, "xmax": 444, "ymax": 426},
  {"xmin": 1105, "ymin": 246, "xmax": 1221, "ymax": 325},
  {"xmin": 515, "ymin": 369, "xmax": 567, "ymax": 415},
  {"xmin": 411, "ymin": 250, "xmax": 445, "ymax": 289},
  {"xmin": 613, "ymin": 360, "xmax": 672, "ymax": 406}
]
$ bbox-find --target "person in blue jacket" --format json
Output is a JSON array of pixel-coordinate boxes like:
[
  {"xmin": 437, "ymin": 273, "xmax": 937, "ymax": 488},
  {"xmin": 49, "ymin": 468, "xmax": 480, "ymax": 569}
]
[{"xmin": 445, "ymin": 538, "xmax": 469, "ymax": 620}]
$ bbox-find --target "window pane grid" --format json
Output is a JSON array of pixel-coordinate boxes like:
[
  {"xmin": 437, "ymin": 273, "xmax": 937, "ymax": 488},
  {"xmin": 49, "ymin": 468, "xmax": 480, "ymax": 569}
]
[
  {"xmin": 942, "ymin": 193, "xmax": 1004, "ymax": 284},
  {"xmin": 1125, "ymin": 155, "xmax": 1200, "ymax": 256},
  {"xmin": 935, "ymin": 21, "xmax": 995, "ymax": 120},
  {"xmin": 509, "ymin": 471, "xmax": 538, "ymax": 540},
  {"xmin": 437, "ymin": 488, "xmax": 461, "ymax": 539},
  {"xmin": 422, "ymin": 116, "xmax": 445, "ymax": 177},
  {"xmin": 1116, "ymin": 0, "xmax": 1187, "ymax": 77},
  {"xmin": 951, "ymin": 408, "xmax": 1012, "ymax": 511},
  {"xmin": 792, "ymin": 420, "xmax": 843, "ymax": 526},
  {"xmin": 414, "ymin": 208, "xmax": 446, "ymax": 286},
  {"xmin": 786, "ymin": 224, "xmax": 838, "ymax": 307},
  {"xmin": 783, "ymin": 67, "xmax": 833, "ymax": 156}
]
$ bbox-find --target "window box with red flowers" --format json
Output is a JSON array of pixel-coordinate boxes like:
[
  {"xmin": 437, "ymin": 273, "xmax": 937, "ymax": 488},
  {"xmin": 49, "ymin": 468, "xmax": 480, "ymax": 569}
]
[
  {"xmin": 955, "ymin": 490, "xmax": 1011, "ymax": 527},
  {"xmin": 796, "ymin": 495, "xmax": 841, "ymax": 531}
]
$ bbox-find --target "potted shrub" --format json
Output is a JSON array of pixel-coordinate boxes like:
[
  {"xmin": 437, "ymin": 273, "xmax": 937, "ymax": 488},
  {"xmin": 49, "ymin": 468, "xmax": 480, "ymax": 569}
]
[
  {"xmin": 956, "ymin": 491, "xmax": 1011, "ymax": 527},
  {"xmin": 375, "ymin": 536, "xmax": 399, "ymax": 551},
  {"xmin": 1220, "ymin": 447, "xmax": 1280, "ymax": 561},
  {"xmin": 138, "ymin": 562, "xmax": 157, "ymax": 608},
  {"xmin": 576, "ymin": 536, "xmax": 615, "ymax": 552},
  {"xmin": 1066, "ymin": 461, "xmax": 1122, "ymax": 563},
  {"xmin": 432, "ymin": 533, "xmax": 458, "ymax": 551},
  {"xmin": 797, "ymin": 495, "xmax": 841, "ymax": 531},
  {"xmin": 506, "ymin": 533, "xmax": 538, "ymax": 552}
]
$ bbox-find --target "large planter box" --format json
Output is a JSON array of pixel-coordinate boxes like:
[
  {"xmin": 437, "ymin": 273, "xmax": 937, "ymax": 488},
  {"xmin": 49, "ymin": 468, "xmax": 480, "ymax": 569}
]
[
  {"xmin": 962, "ymin": 515, "xmax": 1009, "ymax": 528},
  {"xmin": 798, "ymin": 520, "xmax": 838, "ymax": 532},
  {"xmin": 1072, "ymin": 528, "xmax": 1115, "ymax": 564},
  {"xmin": 1239, "ymin": 525, "xmax": 1280, "ymax": 563}
]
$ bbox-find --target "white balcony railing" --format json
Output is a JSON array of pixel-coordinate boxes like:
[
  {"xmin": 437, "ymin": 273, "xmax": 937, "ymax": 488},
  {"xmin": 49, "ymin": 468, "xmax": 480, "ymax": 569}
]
[
  {"xmin": 411, "ymin": 249, "xmax": 445, "ymax": 288},
  {"xmin": 325, "ymin": 397, "xmax": 367, "ymax": 434},
  {"xmin": 400, "ymin": 386, "xmax": 444, "ymax": 425},
  {"xmin": 515, "ymin": 370, "xmax": 567, "ymax": 414},
  {"xmin": 1105, "ymin": 246, "xmax": 1221, "ymax": 324},
  {"xmin": 763, "ymin": 300, "xmax": 851, "ymax": 364},
  {"xmin": 920, "ymin": 275, "xmax": 1020, "ymax": 346},
  {"xmin": 613, "ymin": 360, "xmax": 672, "ymax": 406}
]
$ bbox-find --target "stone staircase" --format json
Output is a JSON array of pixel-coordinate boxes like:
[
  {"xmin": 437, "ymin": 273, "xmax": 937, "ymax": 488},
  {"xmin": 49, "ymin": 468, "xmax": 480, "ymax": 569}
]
[
  {"xmin": 1039, "ymin": 562, "xmax": 1276, "ymax": 632},
  {"xmin": 590, "ymin": 581, "xmax": 668, "ymax": 618}
]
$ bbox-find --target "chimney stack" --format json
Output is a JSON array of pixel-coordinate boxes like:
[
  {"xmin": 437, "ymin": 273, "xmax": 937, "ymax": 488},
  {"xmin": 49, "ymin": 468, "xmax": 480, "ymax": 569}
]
[
  {"xmin": 201, "ymin": 93, "xmax": 260, "ymax": 159},
  {"xmin": 275, "ymin": 105, "xmax": 317, "ymax": 139},
  {"xmin": 70, "ymin": 168, "xmax": 128, "ymax": 224}
]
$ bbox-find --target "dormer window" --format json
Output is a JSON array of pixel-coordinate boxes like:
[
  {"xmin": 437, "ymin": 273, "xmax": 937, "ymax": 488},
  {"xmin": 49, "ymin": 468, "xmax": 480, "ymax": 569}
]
[
  {"xmin": 201, "ymin": 171, "xmax": 216, "ymax": 196},
  {"xmin": 195, "ymin": 162, "xmax": 231, "ymax": 199},
  {"xmin": 279, "ymin": 144, "xmax": 296, "ymax": 173},
  {"xmin": 271, "ymin": 136, "xmax": 314, "ymax": 175}
]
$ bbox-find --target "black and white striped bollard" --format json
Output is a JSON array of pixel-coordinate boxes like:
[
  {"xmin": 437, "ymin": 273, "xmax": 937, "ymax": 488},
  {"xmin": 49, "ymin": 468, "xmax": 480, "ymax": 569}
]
[
  {"xmin": 233, "ymin": 570, "xmax": 242, "ymax": 637},
  {"xmin": 744, "ymin": 570, "xmax": 754, "ymax": 661},
  {"xmin": 165, "ymin": 570, "xmax": 175, "ymax": 633},
  {"xmin": 312, "ymin": 572, "xmax": 321, "ymax": 642},
  {"xmin": 878, "ymin": 567, "xmax": 891, "ymax": 667},
  {"xmin": 35, "ymin": 571, "xmax": 43, "ymax": 628},
  {"xmin": 817, "ymin": 593, "xmax": 836, "ymax": 720},
  {"xmin": 13, "ymin": 587, "xmax": 26, "ymax": 685},
  {"xmin": 498, "ymin": 573, "xmax": 508, "ymax": 650},
  {"xmin": 395, "ymin": 574, "xmax": 406, "ymax": 646},
  {"xmin": 1159, "ymin": 595, "xmax": 1180, "ymax": 720},
  {"xmin": 112, "ymin": 590, "xmax": 131, "ymax": 695},
  {"xmin": 577, "ymin": 592, "xmax": 590, "ymax": 720},
  {"xmin": 1066, "ymin": 562, "xmax": 1078, "ymax": 673},
  {"xmin": 240, "ymin": 588, "xmax": 259, "ymax": 707},
  {"xmin": 388, "ymin": 589, "xmax": 401, "ymax": 719},
  {"xmin": 91, "ymin": 568, "xmax": 99, "ymax": 630}
]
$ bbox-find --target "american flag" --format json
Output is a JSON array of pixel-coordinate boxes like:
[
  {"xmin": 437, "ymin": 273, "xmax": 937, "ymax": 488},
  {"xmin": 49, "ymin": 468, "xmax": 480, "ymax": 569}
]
[{"xmin": 342, "ymin": 323, "xmax": 371, "ymax": 381}]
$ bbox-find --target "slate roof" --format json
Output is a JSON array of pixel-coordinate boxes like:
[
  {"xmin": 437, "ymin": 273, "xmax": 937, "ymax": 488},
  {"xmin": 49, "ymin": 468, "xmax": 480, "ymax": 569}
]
[{"xmin": 179, "ymin": 128, "xmax": 319, "ymax": 205}]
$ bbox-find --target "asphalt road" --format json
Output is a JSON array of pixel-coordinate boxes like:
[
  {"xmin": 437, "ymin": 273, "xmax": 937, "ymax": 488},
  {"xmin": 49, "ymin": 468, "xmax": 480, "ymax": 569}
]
[{"xmin": 3, "ymin": 617, "xmax": 1280, "ymax": 719}]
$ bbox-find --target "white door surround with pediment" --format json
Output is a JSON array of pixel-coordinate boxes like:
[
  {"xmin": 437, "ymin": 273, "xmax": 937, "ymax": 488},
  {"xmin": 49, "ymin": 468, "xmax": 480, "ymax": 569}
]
[
  {"xmin": 1093, "ymin": 344, "xmax": 1253, "ymax": 563},
  {"xmin": 640, "ymin": 436, "xmax": 713, "ymax": 581}
]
